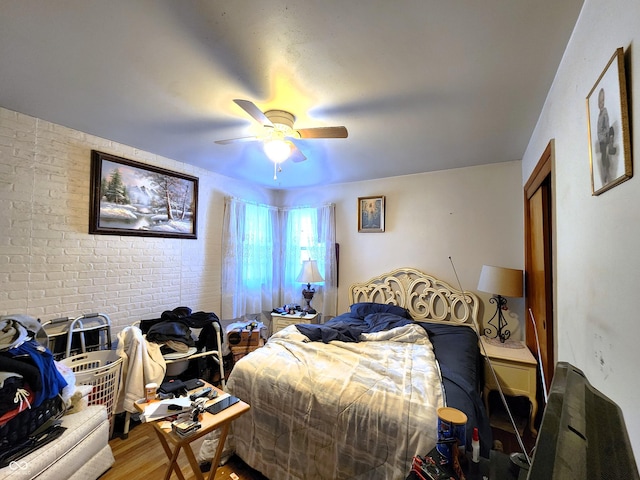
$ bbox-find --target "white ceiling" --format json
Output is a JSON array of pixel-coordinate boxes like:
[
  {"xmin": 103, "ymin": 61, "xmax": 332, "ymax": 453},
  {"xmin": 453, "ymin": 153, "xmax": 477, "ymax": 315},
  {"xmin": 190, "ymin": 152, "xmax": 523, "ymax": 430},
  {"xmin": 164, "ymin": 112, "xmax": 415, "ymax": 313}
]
[{"xmin": 0, "ymin": 1, "xmax": 583, "ymax": 189}]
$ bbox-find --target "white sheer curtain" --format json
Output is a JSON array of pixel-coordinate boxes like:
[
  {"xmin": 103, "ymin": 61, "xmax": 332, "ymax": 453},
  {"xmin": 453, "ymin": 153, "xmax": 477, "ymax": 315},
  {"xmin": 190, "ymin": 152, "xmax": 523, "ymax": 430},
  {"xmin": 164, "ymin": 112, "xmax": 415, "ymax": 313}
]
[
  {"xmin": 281, "ymin": 204, "xmax": 337, "ymax": 318},
  {"xmin": 221, "ymin": 197, "xmax": 280, "ymax": 320}
]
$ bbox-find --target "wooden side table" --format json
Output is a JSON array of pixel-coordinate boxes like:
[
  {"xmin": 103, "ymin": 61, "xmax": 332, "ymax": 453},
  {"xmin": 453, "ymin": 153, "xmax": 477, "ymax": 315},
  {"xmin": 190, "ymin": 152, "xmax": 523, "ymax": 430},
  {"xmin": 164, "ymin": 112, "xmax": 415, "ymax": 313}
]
[
  {"xmin": 134, "ymin": 382, "xmax": 250, "ymax": 480},
  {"xmin": 271, "ymin": 311, "xmax": 319, "ymax": 335},
  {"xmin": 480, "ymin": 335, "xmax": 538, "ymax": 437}
]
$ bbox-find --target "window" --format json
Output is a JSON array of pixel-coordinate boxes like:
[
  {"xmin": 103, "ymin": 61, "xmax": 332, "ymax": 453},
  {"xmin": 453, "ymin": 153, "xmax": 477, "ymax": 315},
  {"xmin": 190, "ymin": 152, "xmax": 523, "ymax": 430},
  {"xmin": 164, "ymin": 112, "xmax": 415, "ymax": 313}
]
[
  {"xmin": 222, "ymin": 199, "xmax": 337, "ymax": 319},
  {"xmin": 281, "ymin": 205, "xmax": 336, "ymax": 316},
  {"xmin": 221, "ymin": 198, "xmax": 279, "ymax": 319},
  {"xmin": 242, "ymin": 202, "xmax": 277, "ymax": 290},
  {"xmin": 283, "ymin": 207, "xmax": 326, "ymax": 286}
]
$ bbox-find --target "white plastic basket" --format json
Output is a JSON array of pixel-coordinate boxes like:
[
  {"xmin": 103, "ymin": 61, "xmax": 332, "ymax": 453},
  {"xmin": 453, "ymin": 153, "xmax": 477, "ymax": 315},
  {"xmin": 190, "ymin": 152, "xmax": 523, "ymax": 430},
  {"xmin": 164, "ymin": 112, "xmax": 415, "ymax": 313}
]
[{"xmin": 60, "ymin": 350, "xmax": 123, "ymax": 436}]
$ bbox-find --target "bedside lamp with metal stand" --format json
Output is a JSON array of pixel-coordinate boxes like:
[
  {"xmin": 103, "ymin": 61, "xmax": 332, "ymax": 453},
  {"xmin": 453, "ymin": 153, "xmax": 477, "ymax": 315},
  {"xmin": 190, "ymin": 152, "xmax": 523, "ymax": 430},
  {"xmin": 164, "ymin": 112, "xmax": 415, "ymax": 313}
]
[
  {"xmin": 296, "ymin": 260, "xmax": 324, "ymax": 314},
  {"xmin": 477, "ymin": 265, "xmax": 523, "ymax": 343}
]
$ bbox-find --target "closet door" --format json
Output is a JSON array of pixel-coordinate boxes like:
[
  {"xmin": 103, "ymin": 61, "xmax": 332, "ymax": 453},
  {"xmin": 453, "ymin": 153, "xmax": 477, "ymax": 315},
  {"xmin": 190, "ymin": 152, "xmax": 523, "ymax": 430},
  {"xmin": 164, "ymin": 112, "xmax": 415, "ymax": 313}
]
[{"xmin": 524, "ymin": 141, "xmax": 554, "ymax": 394}]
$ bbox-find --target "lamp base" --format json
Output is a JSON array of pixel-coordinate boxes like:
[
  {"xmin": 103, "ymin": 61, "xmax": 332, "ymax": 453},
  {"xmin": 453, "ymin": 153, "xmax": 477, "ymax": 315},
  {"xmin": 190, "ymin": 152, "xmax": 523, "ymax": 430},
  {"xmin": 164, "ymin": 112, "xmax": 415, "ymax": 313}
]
[
  {"xmin": 302, "ymin": 283, "xmax": 316, "ymax": 313},
  {"xmin": 484, "ymin": 295, "xmax": 511, "ymax": 343}
]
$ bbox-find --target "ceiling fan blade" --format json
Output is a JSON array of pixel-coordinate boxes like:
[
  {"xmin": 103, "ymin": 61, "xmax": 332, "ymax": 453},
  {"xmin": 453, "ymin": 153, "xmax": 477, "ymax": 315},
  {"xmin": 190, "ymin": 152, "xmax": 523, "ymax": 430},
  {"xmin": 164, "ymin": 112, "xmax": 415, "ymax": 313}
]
[
  {"xmin": 296, "ymin": 126, "xmax": 348, "ymax": 139},
  {"xmin": 289, "ymin": 143, "xmax": 307, "ymax": 163},
  {"xmin": 233, "ymin": 99, "xmax": 273, "ymax": 127},
  {"xmin": 214, "ymin": 136, "xmax": 260, "ymax": 145}
]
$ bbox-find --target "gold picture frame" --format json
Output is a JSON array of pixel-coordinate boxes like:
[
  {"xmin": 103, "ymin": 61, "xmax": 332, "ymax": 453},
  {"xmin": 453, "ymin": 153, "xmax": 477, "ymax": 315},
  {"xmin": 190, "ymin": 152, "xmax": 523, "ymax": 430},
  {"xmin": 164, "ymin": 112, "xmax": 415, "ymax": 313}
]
[
  {"xmin": 89, "ymin": 150, "xmax": 198, "ymax": 238},
  {"xmin": 586, "ymin": 47, "xmax": 632, "ymax": 196},
  {"xmin": 358, "ymin": 196, "xmax": 385, "ymax": 232}
]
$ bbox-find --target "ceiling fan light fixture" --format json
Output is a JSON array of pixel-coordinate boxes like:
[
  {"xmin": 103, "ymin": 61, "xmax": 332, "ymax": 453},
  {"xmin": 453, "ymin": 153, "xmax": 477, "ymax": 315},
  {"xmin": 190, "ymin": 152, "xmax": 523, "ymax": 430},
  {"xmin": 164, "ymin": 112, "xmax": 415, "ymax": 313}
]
[
  {"xmin": 216, "ymin": 100, "xmax": 345, "ymax": 170},
  {"xmin": 263, "ymin": 137, "xmax": 292, "ymax": 163}
]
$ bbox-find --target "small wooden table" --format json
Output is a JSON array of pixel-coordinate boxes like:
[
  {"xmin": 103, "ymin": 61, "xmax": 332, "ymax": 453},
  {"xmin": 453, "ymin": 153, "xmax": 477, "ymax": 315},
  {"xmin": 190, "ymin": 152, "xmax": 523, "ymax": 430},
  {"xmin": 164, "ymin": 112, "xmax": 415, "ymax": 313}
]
[{"xmin": 134, "ymin": 383, "xmax": 250, "ymax": 480}]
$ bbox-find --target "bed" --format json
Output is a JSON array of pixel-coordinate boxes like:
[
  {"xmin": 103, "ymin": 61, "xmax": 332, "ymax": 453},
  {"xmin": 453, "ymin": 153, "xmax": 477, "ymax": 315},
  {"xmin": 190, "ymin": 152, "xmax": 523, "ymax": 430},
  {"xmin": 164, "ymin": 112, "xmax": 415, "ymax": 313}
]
[{"xmin": 226, "ymin": 268, "xmax": 491, "ymax": 479}]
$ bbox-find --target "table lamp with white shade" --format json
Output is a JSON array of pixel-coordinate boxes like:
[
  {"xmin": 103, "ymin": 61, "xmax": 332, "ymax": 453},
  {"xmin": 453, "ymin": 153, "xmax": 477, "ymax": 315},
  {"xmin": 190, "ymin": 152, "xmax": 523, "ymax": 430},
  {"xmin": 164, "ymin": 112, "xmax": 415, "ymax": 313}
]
[
  {"xmin": 296, "ymin": 260, "xmax": 324, "ymax": 314},
  {"xmin": 477, "ymin": 265, "xmax": 523, "ymax": 343}
]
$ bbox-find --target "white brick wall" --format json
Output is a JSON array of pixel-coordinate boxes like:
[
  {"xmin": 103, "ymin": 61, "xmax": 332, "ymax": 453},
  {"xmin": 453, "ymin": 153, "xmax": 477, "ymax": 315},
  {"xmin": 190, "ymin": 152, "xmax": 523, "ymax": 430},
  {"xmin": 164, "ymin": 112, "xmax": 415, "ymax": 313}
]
[{"xmin": 0, "ymin": 107, "xmax": 273, "ymax": 334}]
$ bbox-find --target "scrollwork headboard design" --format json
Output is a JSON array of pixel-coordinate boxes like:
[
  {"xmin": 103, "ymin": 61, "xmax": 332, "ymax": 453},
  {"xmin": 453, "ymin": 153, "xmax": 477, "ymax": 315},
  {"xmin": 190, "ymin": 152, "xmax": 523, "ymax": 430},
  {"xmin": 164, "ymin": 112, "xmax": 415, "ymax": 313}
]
[{"xmin": 348, "ymin": 267, "xmax": 479, "ymax": 330}]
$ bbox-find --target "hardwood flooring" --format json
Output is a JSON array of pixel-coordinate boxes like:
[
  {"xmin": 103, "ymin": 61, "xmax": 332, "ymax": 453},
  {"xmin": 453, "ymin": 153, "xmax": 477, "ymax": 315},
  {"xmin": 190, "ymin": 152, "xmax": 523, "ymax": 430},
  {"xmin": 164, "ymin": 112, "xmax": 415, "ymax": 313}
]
[{"xmin": 100, "ymin": 419, "xmax": 266, "ymax": 480}]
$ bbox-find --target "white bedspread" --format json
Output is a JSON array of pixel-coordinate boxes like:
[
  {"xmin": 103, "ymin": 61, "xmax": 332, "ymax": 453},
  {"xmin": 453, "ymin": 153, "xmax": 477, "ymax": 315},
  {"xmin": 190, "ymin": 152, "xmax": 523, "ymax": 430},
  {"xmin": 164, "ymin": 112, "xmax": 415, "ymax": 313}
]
[{"xmin": 227, "ymin": 323, "xmax": 444, "ymax": 479}]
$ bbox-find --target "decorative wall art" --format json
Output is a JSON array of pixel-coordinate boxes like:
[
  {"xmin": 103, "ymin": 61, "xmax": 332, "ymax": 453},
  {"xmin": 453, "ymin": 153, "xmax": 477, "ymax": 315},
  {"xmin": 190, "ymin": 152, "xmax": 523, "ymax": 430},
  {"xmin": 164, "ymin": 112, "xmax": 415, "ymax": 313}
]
[
  {"xmin": 586, "ymin": 47, "xmax": 632, "ymax": 195},
  {"xmin": 358, "ymin": 196, "xmax": 385, "ymax": 232},
  {"xmin": 89, "ymin": 151, "xmax": 198, "ymax": 238}
]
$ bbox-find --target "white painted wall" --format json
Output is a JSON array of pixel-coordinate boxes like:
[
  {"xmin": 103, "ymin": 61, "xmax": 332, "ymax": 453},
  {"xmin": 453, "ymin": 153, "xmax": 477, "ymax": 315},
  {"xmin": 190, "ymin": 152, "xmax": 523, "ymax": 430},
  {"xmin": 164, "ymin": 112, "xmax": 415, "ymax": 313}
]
[
  {"xmin": 521, "ymin": 0, "xmax": 640, "ymax": 464},
  {"xmin": 280, "ymin": 161, "xmax": 525, "ymax": 334},
  {"xmin": 0, "ymin": 107, "xmax": 276, "ymax": 334}
]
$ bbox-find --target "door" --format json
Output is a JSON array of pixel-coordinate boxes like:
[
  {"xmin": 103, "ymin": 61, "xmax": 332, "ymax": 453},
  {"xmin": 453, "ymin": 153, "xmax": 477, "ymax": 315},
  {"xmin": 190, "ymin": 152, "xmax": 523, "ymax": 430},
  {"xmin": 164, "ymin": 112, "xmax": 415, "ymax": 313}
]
[{"xmin": 524, "ymin": 141, "xmax": 554, "ymax": 395}]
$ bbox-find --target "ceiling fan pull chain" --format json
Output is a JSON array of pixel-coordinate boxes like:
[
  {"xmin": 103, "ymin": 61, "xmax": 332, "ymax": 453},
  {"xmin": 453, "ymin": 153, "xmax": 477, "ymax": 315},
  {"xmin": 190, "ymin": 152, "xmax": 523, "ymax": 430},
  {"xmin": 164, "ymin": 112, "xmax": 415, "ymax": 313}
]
[{"xmin": 274, "ymin": 162, "xmax": 277, "ymax": 180}]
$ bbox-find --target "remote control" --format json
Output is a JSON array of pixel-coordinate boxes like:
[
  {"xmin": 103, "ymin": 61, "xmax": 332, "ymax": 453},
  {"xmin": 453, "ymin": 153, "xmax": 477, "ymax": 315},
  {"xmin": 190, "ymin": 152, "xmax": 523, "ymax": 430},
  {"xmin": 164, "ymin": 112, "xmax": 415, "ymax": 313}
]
[{"xmin": 190, "ymin": 387, "xmax": 212, "ymax": 401}]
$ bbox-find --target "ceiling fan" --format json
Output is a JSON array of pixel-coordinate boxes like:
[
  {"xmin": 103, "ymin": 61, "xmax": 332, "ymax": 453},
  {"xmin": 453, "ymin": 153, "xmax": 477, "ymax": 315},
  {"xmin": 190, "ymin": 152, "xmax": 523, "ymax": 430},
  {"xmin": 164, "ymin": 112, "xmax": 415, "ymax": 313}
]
[{"xmin": 215, "ymin": 99, "xmax": 348, "ymax": 171}]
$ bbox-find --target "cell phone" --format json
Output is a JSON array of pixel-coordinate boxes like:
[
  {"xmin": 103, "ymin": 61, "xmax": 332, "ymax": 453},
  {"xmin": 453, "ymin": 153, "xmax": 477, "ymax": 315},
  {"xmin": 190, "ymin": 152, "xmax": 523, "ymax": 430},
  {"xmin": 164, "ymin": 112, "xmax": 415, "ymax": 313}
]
[
  {"xmin": 205, "ymin": 395, "xmax": 240, "ymax": 414},
  {"xmin": 183, "ymin": 378, "xmax": 204, "ymax": 391}
]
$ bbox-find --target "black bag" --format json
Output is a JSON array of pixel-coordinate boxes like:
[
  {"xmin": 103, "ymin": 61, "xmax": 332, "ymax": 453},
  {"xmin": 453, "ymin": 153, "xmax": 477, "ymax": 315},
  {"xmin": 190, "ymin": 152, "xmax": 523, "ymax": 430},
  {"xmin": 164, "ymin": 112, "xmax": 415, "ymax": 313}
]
[
  {"xmin": 0, "ymin": 423, "xmax": 66, "ymax": 468},
  {"xmin": 0, "ymin": 394, "xmax": 64, "ymax": 453},
  {"xmin": 158, "ymin": 379, "xmax": 187, "ymax": 395}
]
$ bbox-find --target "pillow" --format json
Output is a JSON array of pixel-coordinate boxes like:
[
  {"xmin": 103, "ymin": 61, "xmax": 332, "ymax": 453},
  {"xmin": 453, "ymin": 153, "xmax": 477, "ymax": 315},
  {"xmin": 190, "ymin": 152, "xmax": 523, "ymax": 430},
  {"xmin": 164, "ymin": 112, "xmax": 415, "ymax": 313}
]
[{"xmin": 349, "ymin": 302, "xmax": 412, "ymax": 320}]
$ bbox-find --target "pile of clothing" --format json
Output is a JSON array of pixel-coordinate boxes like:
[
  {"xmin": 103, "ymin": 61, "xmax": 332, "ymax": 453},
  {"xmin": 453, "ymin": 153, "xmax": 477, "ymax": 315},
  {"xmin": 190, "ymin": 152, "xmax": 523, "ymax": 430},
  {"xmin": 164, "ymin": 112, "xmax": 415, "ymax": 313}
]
[
  {"xmin": 143, "ymin": 307, "xmax": 224, "ymax": 356},
  {"xmin": 0, "ymin": 315, "xmax": 69, "ymax": 465},
  {"xmin": 116, "ymin": 306, "xmax": 227, "ymax": 413}
]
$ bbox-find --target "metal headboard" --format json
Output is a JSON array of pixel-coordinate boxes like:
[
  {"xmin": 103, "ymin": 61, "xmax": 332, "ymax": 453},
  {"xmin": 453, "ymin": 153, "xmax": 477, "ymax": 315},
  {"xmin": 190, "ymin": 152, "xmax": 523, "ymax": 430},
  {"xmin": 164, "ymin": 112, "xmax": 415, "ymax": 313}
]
[{"xmin": 348, "ymin": 267, "xmax": 479, "ymax": 331}]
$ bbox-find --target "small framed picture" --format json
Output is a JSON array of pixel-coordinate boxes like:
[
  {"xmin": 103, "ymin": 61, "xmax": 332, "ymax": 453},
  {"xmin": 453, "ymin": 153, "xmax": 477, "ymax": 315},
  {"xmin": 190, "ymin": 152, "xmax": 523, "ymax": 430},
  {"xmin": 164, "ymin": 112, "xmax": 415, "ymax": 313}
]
[
  {"xmin": 358, "ymin": 196, "xmax": 385, "ymax": 232},
  {"xmin": 586, "ymin": 47, "xmax": 632, "ymax": 196},
  {"xmin": 89, "ymin": 150, "xmax": 198, "ymax": 238}
]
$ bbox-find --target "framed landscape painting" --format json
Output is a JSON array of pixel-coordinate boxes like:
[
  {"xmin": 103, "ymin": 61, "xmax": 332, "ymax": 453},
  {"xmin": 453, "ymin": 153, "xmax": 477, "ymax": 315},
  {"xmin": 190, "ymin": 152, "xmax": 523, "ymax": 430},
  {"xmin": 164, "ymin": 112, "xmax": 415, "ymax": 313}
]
[{"xmin": 89, "ymin": 150, "xmax": 198, "ymax": 239}]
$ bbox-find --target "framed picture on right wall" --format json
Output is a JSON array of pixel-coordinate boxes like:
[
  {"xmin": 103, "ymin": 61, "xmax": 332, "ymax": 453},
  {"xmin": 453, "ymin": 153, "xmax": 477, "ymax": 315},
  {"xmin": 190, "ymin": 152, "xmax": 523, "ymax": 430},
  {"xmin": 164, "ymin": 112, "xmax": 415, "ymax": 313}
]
[
  {"xmin": 586, "ymin": 47, "xmax": 632, "ymax": 196},
  {"xmin": 358, "ymin": 196, "xmax": 385, "ymax": 232}
]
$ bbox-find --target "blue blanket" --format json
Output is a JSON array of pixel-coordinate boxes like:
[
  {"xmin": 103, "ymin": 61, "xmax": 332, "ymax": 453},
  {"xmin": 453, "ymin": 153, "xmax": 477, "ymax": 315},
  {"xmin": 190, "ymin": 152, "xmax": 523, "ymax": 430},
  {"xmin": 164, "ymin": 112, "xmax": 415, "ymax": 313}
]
[{"xmin": 295, "ymin": 312, "xmax": 412, "ymax": 342}]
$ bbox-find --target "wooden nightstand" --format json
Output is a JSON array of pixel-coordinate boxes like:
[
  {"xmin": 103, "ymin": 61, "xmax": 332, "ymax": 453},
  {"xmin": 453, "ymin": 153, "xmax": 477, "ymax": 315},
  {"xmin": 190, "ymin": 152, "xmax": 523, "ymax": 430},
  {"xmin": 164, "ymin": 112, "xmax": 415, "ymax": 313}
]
[
  {"xmin": 271, "ymin": 312, "xmax": 319, "ymax": 335},
  {"xmin": 480, "ymin": 335, "xmax": 538, "ymax": 437}
]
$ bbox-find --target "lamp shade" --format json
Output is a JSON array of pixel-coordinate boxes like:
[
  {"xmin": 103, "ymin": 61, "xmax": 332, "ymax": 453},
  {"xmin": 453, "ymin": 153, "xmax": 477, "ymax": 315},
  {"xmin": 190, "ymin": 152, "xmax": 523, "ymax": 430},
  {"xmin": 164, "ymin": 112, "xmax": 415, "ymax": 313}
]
[
  {"xmin": 263, "ymin": 138, "xmax": 292, "ymax": 163},
  {"xmin": 477, "ymin": 265, "xmax": 523, "ymax": 298},
  {"xmin": 296, "ymin": 260, "xmax": 324, "ymax": 284}
]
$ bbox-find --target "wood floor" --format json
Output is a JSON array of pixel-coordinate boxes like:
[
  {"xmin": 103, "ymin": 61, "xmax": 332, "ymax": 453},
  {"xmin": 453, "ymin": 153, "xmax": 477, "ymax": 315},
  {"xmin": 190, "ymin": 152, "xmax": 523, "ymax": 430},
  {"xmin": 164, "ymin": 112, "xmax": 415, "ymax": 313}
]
[{"xmin": 100, "ymin": 418, "xmax": 266, "ymax": 480}]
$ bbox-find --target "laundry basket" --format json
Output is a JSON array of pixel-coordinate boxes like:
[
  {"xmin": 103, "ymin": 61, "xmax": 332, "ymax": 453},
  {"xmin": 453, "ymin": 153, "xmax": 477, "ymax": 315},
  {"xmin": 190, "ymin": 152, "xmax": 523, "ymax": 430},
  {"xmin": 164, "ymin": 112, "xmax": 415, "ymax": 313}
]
[{"xmin": 60, "ymin": 350, "xmax": 123, "ymax": 437}]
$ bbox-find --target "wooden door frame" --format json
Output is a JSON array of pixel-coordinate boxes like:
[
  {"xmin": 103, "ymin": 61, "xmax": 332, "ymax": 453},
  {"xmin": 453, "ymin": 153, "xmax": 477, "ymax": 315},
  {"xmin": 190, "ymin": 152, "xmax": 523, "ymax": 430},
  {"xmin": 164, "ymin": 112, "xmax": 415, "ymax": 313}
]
[{"xmin": 524, "ymin": 140, "xmax": 554, "ymax": 391}]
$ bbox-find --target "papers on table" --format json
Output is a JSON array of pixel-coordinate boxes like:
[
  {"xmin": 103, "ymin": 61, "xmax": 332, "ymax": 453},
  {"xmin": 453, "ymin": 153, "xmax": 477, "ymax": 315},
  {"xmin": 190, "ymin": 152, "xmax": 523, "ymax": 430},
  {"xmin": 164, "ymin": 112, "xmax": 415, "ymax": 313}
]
[
  {"xmin": 140, "ymin": 397, "xmax": 192, "ymax": 422},
  {"xmin": 139, "ymin": 392, "xmax": 231, "ymax": 422}
]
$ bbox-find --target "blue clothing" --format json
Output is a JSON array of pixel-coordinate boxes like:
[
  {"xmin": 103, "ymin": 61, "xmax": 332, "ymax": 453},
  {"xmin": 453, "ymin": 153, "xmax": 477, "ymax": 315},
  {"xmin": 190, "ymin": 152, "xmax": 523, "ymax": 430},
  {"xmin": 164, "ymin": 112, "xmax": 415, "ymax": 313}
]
[{"xmin": 8, "ymin": 340, "xmax": 67, "ymax": 407}]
